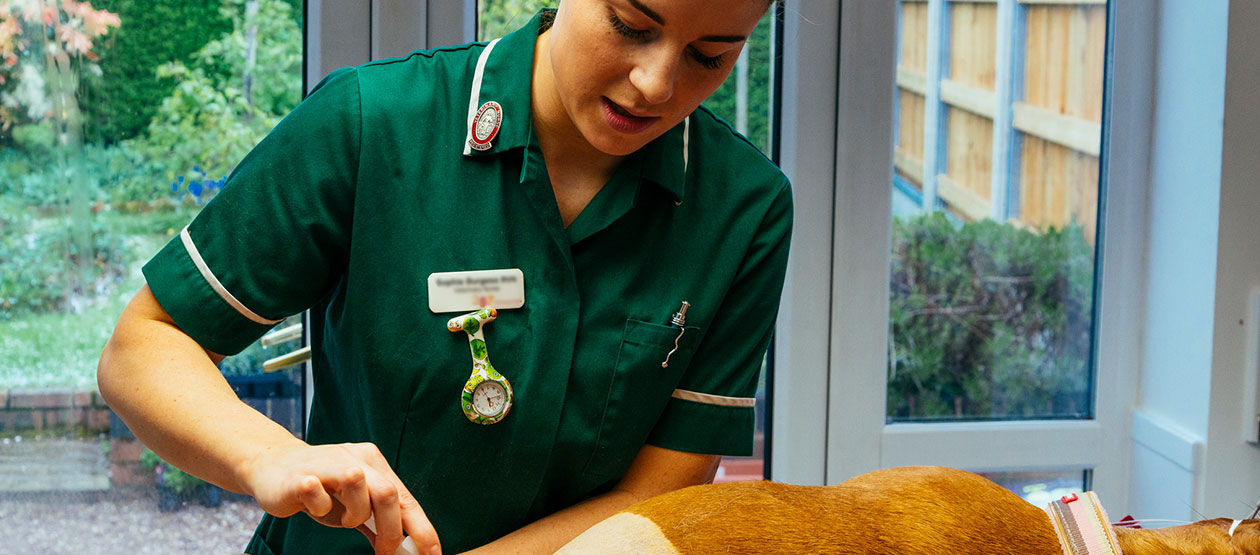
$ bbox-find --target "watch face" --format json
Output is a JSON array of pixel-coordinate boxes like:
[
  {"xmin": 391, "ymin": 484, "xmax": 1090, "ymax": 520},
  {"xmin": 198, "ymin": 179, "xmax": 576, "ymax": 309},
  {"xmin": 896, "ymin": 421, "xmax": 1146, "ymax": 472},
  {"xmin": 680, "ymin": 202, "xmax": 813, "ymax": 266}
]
[{"xmin": 471, "ymin": 381, "xmax": 507, "ymax": 417}]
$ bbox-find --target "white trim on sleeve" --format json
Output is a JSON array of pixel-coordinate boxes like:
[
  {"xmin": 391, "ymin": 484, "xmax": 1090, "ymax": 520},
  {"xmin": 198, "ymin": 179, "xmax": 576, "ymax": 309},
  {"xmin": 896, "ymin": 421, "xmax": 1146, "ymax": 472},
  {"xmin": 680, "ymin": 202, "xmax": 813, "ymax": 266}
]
[
  {"xmin": 180, "ymin": 226, "xmax": 283, "ymax": 326},
  {"xmin": 670, "ymin": 388, "xmax": 756, "ymax": 408}
]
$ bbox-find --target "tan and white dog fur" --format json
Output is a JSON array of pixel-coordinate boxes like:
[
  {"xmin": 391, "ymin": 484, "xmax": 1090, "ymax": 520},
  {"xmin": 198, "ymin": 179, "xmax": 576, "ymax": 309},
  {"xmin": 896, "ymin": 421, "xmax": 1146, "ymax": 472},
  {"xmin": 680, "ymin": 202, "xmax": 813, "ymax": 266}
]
[{"xmin": 558, "ymin": 466, "xmax": 1260, "ymax": 554}]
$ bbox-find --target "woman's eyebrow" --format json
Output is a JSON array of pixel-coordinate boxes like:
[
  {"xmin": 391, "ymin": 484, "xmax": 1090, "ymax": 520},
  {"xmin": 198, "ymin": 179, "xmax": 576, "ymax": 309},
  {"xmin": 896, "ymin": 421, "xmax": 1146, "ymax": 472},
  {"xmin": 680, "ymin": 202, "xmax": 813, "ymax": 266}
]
[
  {"xmin": 627, "ymin": 0, "xmax": 665, "ymax": 24},
  {"xmin": 626, "ymin": 0, "xmax": 749, "ymax": 43}
]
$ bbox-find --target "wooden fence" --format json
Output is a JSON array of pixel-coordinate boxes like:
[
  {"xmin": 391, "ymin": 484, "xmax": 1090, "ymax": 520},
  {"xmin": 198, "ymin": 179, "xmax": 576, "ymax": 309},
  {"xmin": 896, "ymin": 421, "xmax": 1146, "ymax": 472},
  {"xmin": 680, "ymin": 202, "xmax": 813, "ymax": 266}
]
[{"xmin": 895, "ymin": 0, "xmax": 1106, "ymax": 243}]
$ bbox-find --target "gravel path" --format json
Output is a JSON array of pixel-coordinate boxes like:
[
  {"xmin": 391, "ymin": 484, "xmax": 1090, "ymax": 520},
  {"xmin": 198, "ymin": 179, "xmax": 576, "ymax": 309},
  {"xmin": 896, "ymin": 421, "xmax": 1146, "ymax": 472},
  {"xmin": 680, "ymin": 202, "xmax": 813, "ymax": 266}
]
[{"xmin": 0, "ymin": 488, "xmax": 262, "ymax": 554}]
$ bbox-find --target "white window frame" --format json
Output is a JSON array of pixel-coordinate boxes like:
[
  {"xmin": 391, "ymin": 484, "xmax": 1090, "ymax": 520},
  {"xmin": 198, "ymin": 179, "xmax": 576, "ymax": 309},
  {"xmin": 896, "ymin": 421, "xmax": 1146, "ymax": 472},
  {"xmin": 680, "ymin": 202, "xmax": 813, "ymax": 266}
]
[{"xmin": 772, "ymin": 0, "xmax": 1154, "ymax": 513}]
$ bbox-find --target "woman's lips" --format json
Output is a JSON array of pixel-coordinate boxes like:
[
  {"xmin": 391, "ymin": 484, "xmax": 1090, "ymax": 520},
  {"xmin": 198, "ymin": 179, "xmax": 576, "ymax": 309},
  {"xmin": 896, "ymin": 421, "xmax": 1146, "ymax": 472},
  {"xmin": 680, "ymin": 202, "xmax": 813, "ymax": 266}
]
[{"xmin": 601, "ymin": 97, "xmax": 660, "ymax": 134}]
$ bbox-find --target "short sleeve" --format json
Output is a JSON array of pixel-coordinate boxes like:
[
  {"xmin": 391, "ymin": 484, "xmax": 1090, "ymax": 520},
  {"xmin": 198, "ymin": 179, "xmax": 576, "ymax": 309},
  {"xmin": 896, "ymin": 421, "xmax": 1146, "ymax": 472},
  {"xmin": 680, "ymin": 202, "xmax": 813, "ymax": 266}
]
[
  {"xmin": 142, "ymin": 67, "xmax": 362, "ymax": 355},
  {"xmin": 646, "ymin": 179, "xmax": 793, "ymax": 456}
]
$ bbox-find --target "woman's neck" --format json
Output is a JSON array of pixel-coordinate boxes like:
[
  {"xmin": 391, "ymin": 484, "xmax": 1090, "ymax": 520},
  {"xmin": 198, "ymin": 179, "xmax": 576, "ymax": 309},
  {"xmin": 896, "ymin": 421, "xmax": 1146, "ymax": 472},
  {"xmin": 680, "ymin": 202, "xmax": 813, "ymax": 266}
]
[
  {"xmin": 530, "ymin": 29, "xmax": 625, "ymax": 227},
  {"xmin": 530, "ymin": 30, "xmax": 623, "ymax": 184}
]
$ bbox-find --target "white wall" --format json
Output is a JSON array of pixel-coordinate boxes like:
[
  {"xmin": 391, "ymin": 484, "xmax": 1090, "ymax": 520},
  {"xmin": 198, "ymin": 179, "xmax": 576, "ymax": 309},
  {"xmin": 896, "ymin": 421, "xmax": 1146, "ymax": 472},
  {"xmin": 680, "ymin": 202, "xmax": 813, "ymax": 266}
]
[
  {"xmin": 1129, "ymin": 0, "xmax": 1229, "ymax": 520},
  {"xmin": 1130, "ymin": 0, "xmax": 1260, "ymax": 520},
  {"xmin": 1202, "ymin": 0, "xmax": 1260, "ymax": 519}
]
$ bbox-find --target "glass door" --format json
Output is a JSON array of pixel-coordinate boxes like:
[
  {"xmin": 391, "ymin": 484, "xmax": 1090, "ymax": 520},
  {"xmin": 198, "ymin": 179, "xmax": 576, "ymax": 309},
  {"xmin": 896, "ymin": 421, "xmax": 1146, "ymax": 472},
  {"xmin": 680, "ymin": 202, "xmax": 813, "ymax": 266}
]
[
  {"xmin": 0, "ymin": 0, "xmax": 302, "ymax": 550},
  {"xmin": 885, "ymin": 0, "xmax": 1110, "ymax": 501}
]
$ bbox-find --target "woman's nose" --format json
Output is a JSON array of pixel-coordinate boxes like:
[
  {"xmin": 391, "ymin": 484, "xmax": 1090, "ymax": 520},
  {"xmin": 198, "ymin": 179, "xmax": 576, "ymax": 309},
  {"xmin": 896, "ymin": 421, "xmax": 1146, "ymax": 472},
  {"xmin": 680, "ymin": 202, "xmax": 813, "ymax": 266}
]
[{"xmin": 628, "ymin": 47, "xmax": 678, "ymax": 105}]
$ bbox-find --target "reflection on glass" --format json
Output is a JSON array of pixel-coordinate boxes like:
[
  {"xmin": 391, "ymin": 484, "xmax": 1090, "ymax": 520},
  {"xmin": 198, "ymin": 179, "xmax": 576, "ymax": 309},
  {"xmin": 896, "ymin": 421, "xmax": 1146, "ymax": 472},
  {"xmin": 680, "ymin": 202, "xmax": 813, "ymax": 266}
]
[
  {"xmin": 980, "ymin": 469, "xmax": 1088, "ymax": 506},
  {"xmin": 476, "ymin": 2, "xmax": 776, "ymax": 479},
  {"xmin": 888, "ymin": 0, "xmax": 1106, "ymax": 422},
  {"xmin": 0, "ymin": 0, "xmax": 301, "ymax": 550}
]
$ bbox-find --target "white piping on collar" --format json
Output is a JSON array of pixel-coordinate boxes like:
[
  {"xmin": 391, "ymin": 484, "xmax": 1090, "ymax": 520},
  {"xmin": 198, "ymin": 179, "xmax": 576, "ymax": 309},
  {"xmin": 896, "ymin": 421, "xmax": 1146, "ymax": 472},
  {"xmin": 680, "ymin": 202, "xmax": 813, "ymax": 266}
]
[
  {"xmin": 463, "ymin": 38, "xmax": 502, "ymax": 157},
  {"xmin": 677, "ymin": 115, "xmax": 690, "ymax": 206},
  {"xmin": 682, "ymin": 115, "xmax": 690, "ymax": 172}
]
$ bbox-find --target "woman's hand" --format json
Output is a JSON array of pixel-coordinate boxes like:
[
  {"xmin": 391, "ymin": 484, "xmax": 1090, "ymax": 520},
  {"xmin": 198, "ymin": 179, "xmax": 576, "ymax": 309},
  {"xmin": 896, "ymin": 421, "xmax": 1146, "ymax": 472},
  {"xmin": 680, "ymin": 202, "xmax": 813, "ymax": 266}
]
[{"xmin": 240, "ymin": 441, "xmax": 441, "ymax": 555}]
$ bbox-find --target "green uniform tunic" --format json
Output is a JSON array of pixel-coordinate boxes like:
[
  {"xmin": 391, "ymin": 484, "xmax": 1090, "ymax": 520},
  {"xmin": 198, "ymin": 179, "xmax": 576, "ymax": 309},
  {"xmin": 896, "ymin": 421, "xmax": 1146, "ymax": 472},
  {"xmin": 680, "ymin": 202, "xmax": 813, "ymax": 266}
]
[{"xmin": 143, "ymin": 11, "xmax": 791, "ymax": 555}]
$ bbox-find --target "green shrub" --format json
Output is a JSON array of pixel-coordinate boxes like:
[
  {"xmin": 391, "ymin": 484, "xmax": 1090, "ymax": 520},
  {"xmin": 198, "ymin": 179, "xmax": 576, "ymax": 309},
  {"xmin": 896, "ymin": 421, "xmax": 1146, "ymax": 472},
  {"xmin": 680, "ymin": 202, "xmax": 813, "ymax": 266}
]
[
  {"xmin": 140, "ymin": 447, "xmax": 206, "ymax": 494},
  {"xmin": 0, "ymin": 206, "xmax": 128, "ymax": 320},
  {"xmin": 80, "ymin": 0, "xmax": 232, "ymax": 144},
  {"xmin": 127, "ymin": 0, "xmax": 301, "ymax": 188},
  {"xmin": 478, "ymin": 0, "xmax": 555, "ymax": 40},
  {"xmin": 702, "ymin": 12, "xmax": 773, "ymax": 153},
  {"xmin": 887, "ymin": 212, "xmax": 1094, "ymax": 421}
]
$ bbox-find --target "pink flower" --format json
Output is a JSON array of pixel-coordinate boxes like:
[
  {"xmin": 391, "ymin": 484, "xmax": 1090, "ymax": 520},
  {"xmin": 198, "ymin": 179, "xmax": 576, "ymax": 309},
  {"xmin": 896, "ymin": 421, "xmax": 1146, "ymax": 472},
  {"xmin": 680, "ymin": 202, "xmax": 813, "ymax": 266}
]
[
  {"xmin": 82, "ymin": 6, "xmax": 119, "ymax": 37},
  {"xmin": 61, "ymin": 0, "xmax": 86, "ymax": 17},
  {"xmin": 0, "ymin": 16, "xmax": 19, "ymax": 43},
  {"xmin": 56, "ymin": 23, "xmax": 91, "ymax": 54}
]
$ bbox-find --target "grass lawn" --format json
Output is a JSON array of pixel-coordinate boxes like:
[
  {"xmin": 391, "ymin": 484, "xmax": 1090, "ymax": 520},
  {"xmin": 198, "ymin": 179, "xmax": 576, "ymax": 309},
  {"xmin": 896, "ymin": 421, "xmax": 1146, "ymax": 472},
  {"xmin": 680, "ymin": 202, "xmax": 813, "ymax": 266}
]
[{"xmin": 0, "ymin": 220, "xmax": 174, "ymax": 390}]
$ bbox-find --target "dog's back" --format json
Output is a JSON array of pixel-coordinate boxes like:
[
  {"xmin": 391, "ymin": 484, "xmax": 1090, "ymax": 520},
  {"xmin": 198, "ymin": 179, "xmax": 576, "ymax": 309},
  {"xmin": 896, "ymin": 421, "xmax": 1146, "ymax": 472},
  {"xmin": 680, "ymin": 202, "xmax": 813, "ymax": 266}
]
[
  {"xmin": 560, "ymin": 466, "xmax": 1062, "ymax": 554},
  {"xmin": 560, "ymin": 466, "xmax": 1260, "ymax": 554}
]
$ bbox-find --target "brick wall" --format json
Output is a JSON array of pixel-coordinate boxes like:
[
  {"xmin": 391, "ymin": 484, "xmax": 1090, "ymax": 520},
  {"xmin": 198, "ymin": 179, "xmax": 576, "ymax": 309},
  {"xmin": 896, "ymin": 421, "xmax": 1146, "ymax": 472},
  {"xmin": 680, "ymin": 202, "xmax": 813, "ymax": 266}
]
[
  {"xmin": 0, "ymin": 389, "xmax": 111, "ymax": 434},
  {"xmin": 0, "ymin": 384, "xmax": 302, "ymax": 488}
]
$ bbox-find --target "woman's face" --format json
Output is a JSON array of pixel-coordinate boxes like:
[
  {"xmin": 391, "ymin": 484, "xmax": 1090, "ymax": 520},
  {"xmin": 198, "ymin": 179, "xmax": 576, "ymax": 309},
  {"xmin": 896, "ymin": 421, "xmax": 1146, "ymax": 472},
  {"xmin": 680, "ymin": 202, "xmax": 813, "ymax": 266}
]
[{"xmin": 547, "ymin": 0, "xmax": 767, "ymax": 156}]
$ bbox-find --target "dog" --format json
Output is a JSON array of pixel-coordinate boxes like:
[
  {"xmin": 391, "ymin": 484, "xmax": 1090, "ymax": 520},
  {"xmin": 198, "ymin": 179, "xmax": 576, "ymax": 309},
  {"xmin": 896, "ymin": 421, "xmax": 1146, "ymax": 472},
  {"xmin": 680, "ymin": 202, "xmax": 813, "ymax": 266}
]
[{"xmin": 557, "ymin": 466, "xmax": 1260, "ymax": 554}]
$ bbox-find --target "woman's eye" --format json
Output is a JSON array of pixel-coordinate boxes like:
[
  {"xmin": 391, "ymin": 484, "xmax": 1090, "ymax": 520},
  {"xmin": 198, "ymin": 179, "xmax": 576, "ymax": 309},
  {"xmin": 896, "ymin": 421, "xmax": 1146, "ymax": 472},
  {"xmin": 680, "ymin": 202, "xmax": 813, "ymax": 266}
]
[
  {"xmin": 608, "ymin": 11, "xmax": 650, "ymax": 40},
  {"xmin": 690, "ymin": 49, "xmax": 726, "ymax": 70}
]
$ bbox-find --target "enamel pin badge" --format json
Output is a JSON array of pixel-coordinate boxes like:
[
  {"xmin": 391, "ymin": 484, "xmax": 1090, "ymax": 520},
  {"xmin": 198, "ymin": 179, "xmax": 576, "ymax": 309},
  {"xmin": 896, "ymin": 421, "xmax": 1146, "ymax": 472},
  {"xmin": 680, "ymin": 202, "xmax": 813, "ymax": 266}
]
[{"xmin": 468, "ymin": 101, "xmax": 503, "ymax": 151}]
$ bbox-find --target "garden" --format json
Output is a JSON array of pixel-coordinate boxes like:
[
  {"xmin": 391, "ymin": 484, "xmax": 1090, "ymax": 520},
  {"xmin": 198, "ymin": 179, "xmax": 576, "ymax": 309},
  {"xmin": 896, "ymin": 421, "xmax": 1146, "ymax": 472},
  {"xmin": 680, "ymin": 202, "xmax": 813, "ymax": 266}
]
[
  {"xmin": 0, "ymin": 0, "xmax": 302, "ymax": 549},
  {"xmin": 887, "ymin": 212, "xmax": 1096, "ymax": 421}
]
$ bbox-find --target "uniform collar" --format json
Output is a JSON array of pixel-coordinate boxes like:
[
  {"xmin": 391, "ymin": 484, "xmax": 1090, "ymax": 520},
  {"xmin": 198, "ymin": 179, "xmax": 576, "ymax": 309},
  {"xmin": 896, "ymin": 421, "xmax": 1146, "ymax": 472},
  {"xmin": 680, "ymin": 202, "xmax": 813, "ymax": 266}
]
[
  {"xmin": 461, "ymin": 10, "xmax": 543, "ymax": 156},
  {"xmin": 636, "ymin": 118, "xmax": 688, "ymax": 205},
  {"xmin": 463, "ymin": 9, "xmax": 689, "ymax": 205}
]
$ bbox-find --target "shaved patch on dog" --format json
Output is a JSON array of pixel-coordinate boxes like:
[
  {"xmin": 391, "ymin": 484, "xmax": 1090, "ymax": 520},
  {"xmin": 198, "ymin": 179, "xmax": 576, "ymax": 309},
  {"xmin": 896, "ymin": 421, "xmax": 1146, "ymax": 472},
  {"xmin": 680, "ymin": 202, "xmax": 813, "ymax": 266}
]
[{"xmin": 558, "ymin": 512, "xmax": 680, "ymax": 554}]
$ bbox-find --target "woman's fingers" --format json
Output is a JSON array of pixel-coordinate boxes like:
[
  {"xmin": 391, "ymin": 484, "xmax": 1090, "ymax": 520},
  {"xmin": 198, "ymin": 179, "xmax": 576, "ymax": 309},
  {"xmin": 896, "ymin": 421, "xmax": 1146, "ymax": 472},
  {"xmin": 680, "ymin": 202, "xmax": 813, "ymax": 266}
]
[
  {"xmin": 295, "ymin": 474, "xmax": 332, "ymax": 517},
  {"xmin": 244, "ymin": 442, "xmax": 439, "ymax": 553},
  {"xmin": 348, "ymin": 446, "xmax": 441, "ymax": 554},
  {"xmin": 365, "ymin": 478, "xmax": 403, "ymax": 555},
  {"xmin": 398, "ymin": 490, "xmax": 440, "ymax": 555},
  {"xmin": 334, "ymin": 466, "xmax": 372, "ymax": 528}
]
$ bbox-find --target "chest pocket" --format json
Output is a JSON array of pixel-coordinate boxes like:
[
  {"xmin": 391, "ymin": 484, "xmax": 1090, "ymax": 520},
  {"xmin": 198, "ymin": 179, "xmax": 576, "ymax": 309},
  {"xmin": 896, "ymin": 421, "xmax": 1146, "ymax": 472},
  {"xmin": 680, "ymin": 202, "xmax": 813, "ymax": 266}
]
[{"xmin": 582, "ymin": 318, "xmax": 700, "ymax": 480}]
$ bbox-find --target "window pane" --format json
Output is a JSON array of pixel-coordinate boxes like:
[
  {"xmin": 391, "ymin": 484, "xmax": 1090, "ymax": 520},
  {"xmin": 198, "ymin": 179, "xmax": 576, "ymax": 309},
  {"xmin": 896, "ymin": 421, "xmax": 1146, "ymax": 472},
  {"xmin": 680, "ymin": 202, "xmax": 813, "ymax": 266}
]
[
  {"xmin": 475, "ymin": 2, "xmax": 777, "ymax": 478},
  {"xmin": 0, "ymin": 0, "xmax": 301, "ymax": 549},
  {"xmin": 888, "ymin": 0, "xmax": 1106, "ymax": 421},
  {"xmin": 478, "ymin": 0, "xmax": 556, "ymax": 40},
  {"xmin": 979, "ymin": 469, "xmax": 1088, "ymax": 505}
]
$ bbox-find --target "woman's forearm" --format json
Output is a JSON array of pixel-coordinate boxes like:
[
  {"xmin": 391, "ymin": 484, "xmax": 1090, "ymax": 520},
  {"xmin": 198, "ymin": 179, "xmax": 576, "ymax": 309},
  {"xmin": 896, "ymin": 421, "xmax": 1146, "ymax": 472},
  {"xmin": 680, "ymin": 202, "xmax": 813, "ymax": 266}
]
[
  {"xmin": 97, "ymin": 286, "xmax": 306, "ymax": 495},
  {"xmin": 460, "ymin": 488, "xmax": 644, "ymax": 554},
  {"xmin": 463, "ymin": 445, "xmax": 721, "ymax": 553}
]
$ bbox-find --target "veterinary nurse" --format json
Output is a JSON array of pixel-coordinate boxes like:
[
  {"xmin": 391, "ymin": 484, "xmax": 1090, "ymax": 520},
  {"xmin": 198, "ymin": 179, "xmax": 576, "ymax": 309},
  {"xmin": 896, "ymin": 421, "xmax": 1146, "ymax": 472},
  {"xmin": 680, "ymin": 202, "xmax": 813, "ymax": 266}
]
[{"xmin": 98, "ymin": 1, "xmax": 789, "ymax": 553}]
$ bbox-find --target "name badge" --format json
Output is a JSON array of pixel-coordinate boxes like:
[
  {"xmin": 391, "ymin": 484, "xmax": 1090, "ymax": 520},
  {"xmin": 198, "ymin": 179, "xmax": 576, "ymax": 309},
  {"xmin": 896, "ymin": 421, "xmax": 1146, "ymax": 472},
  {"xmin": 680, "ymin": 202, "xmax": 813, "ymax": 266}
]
[{"xmin": 428, "ymin": 269, "xmax": 525, "ymax": 313}]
